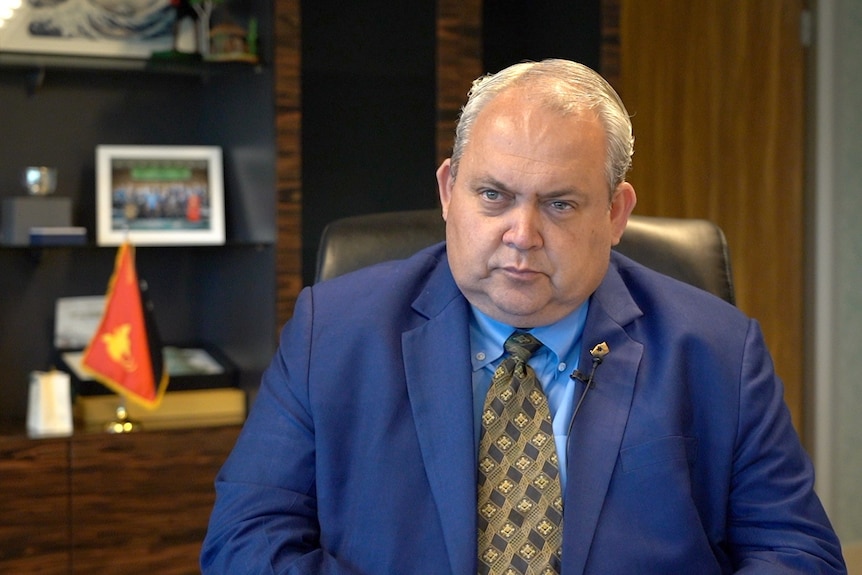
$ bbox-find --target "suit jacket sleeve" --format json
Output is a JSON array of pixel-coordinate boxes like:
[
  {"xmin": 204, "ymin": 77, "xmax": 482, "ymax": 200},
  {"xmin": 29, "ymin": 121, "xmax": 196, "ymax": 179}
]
[
  {"xmin": 570, "ymin": 258, "xmax": 846, "ymax": 574},
  {"xmin": 200, "ymin": 286, "xmax": 362, "ymax": 575},
  {"xmin": 726, "ymin": 319, "xmax": 845, "ymax": 573}
]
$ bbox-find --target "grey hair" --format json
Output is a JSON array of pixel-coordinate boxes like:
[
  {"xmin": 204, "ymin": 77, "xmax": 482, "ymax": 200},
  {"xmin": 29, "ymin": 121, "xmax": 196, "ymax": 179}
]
[{"xmin": 449, "ymin": 59, "xmax": 634, "ymax": 195}]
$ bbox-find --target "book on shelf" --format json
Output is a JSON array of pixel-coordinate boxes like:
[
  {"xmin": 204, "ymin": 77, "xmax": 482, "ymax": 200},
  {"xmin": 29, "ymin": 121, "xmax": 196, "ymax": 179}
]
[{"xmin": 29, "ymin": 226, "xmax": 87, "ymax": 246}]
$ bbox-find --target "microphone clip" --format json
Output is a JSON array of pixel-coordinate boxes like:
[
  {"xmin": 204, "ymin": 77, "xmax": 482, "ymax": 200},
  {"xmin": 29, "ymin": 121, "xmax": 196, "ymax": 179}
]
[
  {"xmin": 569, "ymin": 369, "xmax": 592, "ymax": 386},
  {"xmin": 569, "ymin": 341, "xmax": 610, "ymax": 388},
  {"xmin": 566, "ymin": 341, "xmax": 611, "ymax": 436}
]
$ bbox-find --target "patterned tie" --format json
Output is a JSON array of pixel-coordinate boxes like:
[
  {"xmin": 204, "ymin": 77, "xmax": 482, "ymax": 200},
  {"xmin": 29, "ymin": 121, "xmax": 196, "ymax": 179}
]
[{"xmin": 477, "ymin": 332, "xmax": 563, "ymax": 575}]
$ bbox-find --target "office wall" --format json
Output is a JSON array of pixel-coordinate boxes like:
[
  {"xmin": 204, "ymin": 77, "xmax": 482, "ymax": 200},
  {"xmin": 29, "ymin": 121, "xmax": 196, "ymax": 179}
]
[
  {"xmin": 813, "ymin": 0, "xmax": 862, "ymax": 547},
  {"xmin": 483, "ymin": 1, "xmax": 600, "ymax": 73}
]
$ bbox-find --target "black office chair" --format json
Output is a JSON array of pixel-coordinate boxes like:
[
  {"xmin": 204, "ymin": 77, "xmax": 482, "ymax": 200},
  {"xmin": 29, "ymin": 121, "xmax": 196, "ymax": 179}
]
[{"xmin": 315, "ymin": 209, "xmax": 735, "ymax": 305}]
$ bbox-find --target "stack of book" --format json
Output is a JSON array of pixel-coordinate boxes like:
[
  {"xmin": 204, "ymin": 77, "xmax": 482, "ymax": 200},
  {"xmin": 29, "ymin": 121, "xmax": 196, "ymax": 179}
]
[{"xmin": 74, "ymin": 387, "xmax": 247, "ymax": 431}]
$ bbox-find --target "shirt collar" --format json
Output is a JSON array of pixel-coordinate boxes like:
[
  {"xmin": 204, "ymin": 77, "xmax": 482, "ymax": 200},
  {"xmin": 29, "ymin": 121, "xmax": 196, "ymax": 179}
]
[{"xmin": 469, "ymin": 302, "xmax": 590, "ymax": 372}]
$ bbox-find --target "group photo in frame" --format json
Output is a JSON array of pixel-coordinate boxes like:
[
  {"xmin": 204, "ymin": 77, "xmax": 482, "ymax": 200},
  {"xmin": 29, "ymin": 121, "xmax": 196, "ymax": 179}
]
[
  {"xmin": 96, "ymin": 145, "xmax": 225, "ymax": 246},
  {"xmin": 0, "ymin": 0, "xmax": 176, "ymax": 59}
]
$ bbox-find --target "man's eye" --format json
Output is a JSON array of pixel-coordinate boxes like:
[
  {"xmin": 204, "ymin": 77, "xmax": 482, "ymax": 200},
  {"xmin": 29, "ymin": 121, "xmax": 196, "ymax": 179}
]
[
  {"xmin": 481, "ymin": 190, "xmax": 502, "ymax": 201},
  {"xmin": 550, "ymin": 200, "xmax": 573, "ymax": 211}
]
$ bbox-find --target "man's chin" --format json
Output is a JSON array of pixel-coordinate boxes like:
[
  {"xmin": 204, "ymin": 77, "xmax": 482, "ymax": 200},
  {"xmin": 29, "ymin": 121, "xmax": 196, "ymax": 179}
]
[{"xmin": 476, "ymin": 297, "xmax": 553, "ymax": 327}]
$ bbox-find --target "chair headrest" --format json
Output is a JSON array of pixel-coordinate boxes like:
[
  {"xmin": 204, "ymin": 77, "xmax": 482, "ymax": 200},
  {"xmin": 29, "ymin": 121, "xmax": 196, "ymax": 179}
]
[{"xmin": 315, "ymin": 209, "xmax": 734, "ymax": 304}]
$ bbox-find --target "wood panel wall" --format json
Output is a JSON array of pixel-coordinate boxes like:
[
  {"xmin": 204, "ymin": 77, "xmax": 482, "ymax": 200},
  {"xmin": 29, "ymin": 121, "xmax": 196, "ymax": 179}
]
[
  {"xmin": 600, "ymin": 0, "xmax": 621, "ymax": 86},
  {"xmin": 613, "ymin": 1, "xmax": 807, "ymax": 429},
  {"xmin": 274, "ymin": 0, "xmax": 303, "ymax": 329},
  {"xmin": 436, "ymin": 0, "xmax": 484, "ymax": 166}
]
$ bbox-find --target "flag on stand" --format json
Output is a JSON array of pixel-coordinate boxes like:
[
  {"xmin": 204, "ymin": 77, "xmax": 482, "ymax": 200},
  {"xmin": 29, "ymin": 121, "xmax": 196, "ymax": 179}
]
[{"xmin": 81, "ymin": 242, "xmax": 169, "ymax": 409}]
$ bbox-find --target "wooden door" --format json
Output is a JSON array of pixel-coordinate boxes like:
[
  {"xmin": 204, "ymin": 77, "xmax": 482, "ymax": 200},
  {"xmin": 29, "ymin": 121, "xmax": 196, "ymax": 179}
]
[{"xmin": 616, "ymin": 1, "xmax": 807, "ymax": 430}]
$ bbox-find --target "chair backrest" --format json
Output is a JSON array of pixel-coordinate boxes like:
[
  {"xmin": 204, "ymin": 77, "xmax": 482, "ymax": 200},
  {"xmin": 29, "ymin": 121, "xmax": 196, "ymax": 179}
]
[{"xmin": 315, "ymin": 209, "xmax": 735, "ymax": 304}]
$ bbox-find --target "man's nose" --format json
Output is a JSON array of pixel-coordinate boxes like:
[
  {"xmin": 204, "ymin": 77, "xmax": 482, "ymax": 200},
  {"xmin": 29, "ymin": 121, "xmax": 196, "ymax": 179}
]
[{"xmin": 502, "ymin": 205, "xmax": 543, "ymax": 250}]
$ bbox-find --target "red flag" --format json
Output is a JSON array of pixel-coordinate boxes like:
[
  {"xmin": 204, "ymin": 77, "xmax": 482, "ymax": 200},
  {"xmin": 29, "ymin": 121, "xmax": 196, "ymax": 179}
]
[{"xmin": 81, "ymin": 242, "xmax": 169, "ymax": 409}]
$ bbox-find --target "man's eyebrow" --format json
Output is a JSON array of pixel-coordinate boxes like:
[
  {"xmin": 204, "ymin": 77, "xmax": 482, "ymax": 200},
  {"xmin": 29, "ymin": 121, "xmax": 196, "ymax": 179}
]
[
  {"xmin": 471, "ymin": 176, "xmax": 587, "ymax": 200},
  {"xmin": 539, "ymin": 188, "xmax": 587, "ymax": 200},
  {"xmin": 470, "ymin": 176, "xmax": 511, "ymax": 192}
]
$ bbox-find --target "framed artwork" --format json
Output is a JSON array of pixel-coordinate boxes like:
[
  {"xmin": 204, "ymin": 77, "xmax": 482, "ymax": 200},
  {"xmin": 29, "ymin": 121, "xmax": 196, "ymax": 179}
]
[
  {"xmin": 96, "ymin": 145, "xmax": 225, "ymax": 246},
  {"xmin": 0, "ymin": 0, "xmax": 175, "ymax": 59}
]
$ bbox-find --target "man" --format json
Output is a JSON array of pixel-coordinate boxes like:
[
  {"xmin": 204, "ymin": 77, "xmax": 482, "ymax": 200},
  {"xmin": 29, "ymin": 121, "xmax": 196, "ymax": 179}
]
[{"xmin": 201, "ymin": 59, "xmax": 846, "ymax": 574}]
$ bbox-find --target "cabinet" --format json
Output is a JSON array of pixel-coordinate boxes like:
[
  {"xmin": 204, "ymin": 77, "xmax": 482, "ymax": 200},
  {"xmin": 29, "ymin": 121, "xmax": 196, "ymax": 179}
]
[
  {"xmin": 0, "ymin": 0, "xmax": 276, "ymax": 426},
  {"xmin": 0, "ymin": 425, "xmax": 241, "ymax": 574},
  {"xmin": 0, "ymin": 434, "xmax": 69, "ymax": 572}
]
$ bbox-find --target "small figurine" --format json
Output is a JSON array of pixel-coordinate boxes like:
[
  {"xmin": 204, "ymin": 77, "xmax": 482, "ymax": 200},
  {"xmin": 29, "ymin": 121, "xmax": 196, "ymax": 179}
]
[{"xmin": 208, "ymin": 19, "xmax": 259, "ymax": 63}]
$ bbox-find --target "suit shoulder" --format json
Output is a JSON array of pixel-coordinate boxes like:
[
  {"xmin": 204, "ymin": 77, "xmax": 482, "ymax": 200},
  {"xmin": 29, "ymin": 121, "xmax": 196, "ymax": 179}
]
[
  {"xmin": 304, "ymin": 242, "xmax": 453, "ymax": 320},
  {"xmin": 610, "ymin": 252, "xmax": 746, "ymax": 327}
]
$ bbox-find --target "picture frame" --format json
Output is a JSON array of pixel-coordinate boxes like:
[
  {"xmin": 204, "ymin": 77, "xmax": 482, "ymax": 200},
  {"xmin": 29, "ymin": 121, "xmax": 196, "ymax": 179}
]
[
  {"xmin": 96, "ymin": 145, "xmax": 225, "ymax": 246},
  {"xmin": 0, "ymin": 0, "xmax": 175, "ymax": 59}
]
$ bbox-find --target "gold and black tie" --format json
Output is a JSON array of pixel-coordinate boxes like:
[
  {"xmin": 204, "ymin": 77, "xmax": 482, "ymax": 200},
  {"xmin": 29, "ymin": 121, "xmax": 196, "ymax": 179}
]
[{"xmin": 477, "ymin": 332, "xmax": 563, "ymax": 575}]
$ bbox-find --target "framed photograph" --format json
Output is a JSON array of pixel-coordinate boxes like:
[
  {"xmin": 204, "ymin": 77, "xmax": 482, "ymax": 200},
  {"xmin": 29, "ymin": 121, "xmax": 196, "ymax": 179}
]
[
  {"xmin": 96, "ymin": 145, "xmax": 225, "ymax": 246},
  {"xmin": 0, "ymin": 0, "xmax": 175, "ymax": 59}
]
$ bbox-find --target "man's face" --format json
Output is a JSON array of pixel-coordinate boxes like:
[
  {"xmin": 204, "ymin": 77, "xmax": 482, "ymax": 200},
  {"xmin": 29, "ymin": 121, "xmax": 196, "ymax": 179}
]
[{"xmin": 437, "ymin": 87, "xmax": 636, "ymax": 327}]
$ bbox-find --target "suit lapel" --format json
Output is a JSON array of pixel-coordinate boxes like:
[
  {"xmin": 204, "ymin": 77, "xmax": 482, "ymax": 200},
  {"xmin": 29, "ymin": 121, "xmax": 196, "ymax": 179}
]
[
  {"xmin": 561, "ymin": 262, "xmax": 644, "ymax": 574},
  {"xmin": 403, "ymin": 260, "xmax": 476, "ymax": 575}
]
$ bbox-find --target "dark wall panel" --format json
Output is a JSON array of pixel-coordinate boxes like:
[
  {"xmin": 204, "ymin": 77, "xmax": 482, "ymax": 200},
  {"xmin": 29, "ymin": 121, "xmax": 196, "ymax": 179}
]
[
  {"xmin": 483, "ymin": 0, "xmax": 601, "ymax": 73},
  {"xmin": 301, "ymin": 0, "xmax": 438, "ymax": 286}
]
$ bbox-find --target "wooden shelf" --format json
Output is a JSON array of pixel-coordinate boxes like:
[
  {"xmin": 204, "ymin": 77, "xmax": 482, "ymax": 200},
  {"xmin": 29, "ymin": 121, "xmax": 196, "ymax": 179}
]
[
  {"xmin": 0, "ymin": 51, "xmax": 262, "ymax": 75},
  {"xmin": 0, "ymin": 51, "xmax": 263, "ymax": 93}
]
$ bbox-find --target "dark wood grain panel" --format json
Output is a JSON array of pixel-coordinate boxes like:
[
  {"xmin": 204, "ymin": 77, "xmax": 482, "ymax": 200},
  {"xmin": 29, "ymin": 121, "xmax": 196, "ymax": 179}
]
[
  {"xmin": 69, "ymin": 426, "xmax": 241, "ymax": 575},
  {"xmin": 274, "ymin": 0, "xmax": 303, "ymax": 329},
  {"xmin": 600, "ymin": 0, "xmax": 621, "ymax": 88},
  {"xmin": 0, "ymin": 435, "xmax": 70, "ymax": 574},
  {"xmin": 436, "ymin": 0, "xmax": 483, "ymax": 166}
]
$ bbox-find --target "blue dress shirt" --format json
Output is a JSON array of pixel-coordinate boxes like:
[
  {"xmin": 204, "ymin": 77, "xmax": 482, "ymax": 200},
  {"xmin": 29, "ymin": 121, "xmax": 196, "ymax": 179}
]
[{"xmin": 469, "ymin": 303, "xmax": 589, "ymax": 489}]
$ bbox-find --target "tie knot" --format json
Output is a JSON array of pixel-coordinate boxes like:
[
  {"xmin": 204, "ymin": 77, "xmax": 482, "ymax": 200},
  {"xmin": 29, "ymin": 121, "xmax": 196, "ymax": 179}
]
[{"xmin": 504, "ymin": 331, "xmax": 543, "ymax": 362}]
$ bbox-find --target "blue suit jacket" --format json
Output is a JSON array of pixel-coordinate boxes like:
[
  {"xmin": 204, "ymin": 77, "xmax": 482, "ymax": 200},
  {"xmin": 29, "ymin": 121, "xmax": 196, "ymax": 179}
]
[{"xmin": 201, "ymin": 243, "xmax": 845, "ymax": 574}]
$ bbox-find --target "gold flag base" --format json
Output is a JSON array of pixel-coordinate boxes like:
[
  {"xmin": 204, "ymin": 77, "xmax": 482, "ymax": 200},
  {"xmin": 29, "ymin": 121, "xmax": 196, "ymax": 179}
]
[{"xmin": 105, "ymin": 404, "xmax": 142, "ymax": 434}]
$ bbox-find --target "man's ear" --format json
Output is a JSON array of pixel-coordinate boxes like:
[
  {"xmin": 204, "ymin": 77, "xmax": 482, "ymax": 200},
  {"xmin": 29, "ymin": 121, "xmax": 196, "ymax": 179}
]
[
  {"xmin": 436, "ymin": 159, "xmax": 453, "ymax": 221},
  {"xmin": 609, "ymin": 182, "xmax": 637, "ymax": 245}
]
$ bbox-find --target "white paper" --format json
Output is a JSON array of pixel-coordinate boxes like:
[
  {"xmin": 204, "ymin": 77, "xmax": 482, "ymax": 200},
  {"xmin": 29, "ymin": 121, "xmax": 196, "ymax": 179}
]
[
  {"xmin": 164, "ymin": 347, "xmax": 225, "ymax": 375},
  {"xmin": 59, "ymin": 351, "xmax": 92, "ymax": 381},
  {"xmin": 27, "ymin": 371, "xmax": 74, "ymax": 437}
]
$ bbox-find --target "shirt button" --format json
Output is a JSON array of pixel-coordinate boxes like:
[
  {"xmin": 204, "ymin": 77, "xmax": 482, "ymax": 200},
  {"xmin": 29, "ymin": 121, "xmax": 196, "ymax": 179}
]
[
  {"xmin": 476, "ymin": 352, "xmax": 486, "ymax": 361},
  {"xmin": 558, "ymin": 363, "xmax": 567, "ymax": 372}
]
